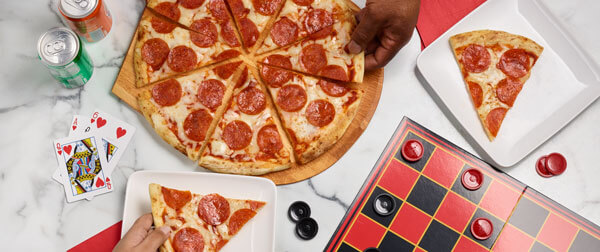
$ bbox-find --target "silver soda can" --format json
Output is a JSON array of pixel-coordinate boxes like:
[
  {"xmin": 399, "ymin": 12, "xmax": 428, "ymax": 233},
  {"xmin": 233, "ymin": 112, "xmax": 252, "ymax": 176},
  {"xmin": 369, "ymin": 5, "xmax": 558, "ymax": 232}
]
[{"xmin": 37, "ymin": 27, "xmax": 93, "ymax": 88}]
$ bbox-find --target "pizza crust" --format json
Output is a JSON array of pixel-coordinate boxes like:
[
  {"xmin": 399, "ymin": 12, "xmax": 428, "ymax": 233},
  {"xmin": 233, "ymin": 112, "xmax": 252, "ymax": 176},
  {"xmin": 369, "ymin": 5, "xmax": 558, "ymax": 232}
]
[
  {"xmin": 200, "ymin": 156, "xmax": 291, "ymax": 175},
  {"xmin": 149, "ymin": 183, "xmax": 176, "ymax": 252}
]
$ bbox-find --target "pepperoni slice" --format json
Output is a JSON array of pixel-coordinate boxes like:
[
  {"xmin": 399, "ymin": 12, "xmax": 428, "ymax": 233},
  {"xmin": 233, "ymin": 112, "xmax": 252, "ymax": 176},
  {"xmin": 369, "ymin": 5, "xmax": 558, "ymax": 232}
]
[
  {"xmin": 151, "ymin": 17, "xmax": 176, "ymax": 33},
  {"xmin": 152, "ymin": 79, "xmax": 182, "ymax": 106},
  {"xmin": 261, "ymin": 54, "xmax": 292, "ymax": 87},
  {"xmin": 306, "ymin": 99, "xmax": 335, "ymax": 127},
  {"xmin": 222, "ymin": 120, "xmax": 253, "ymax": 150},
  {"xmin": 161, "ymin": 186, "xmax": 192, "ymax": 209},
  {"xmin": 213, "ymin": 49, "xmax": 241, "ymax": 61},
  {"xmin": 183, "ymin": 109, "xmax": 212, "ymax": 141},
  {"xmin": 486, "ymin": 107, "xmax": 507, "ymax": 137},
  {"xmin": 236, "ymin": 67, "xmax": 249, "ymax": 88},
  {"xmin": 197, "ymin": 79, "xmax": 225, "ymax": 111},
  {"xmin": 172, "ymin": 228, "xmax": 204, "ymax": 252},
  {"xmin": 304, "ymin": 9, "xmax": 333, "ymax": 35},
  {"xmin": 239, "ymin": 18, "xmax": 259, "ymax": 47},
  {"xmin": 197, "ymin": 193, "xmax": 230, "ymax": 225},
  {"xmin": 179, "ymin": 0, "xmax": 205, "ymax": 9},
  {"xmin": 221, "ymin": 21, "xmax": 241, "ymax": 47},
  {"xmin": 237, "ymin": 86, "xmax": 266, "ymax": 115},
  {"xmin": 142, "ymin": 38, "xmax": 170, "ymax": 70},
  {"xmin": 153, "ymin": 2, "xmax": 181, "ymax": 21},
  {"xmin": 301, "ymin": 44, "xmax": 327, "ymax": 74},
  {"xmin": 257, "ymin": 124, "xmax": 283, "ymax": 155},
  {"xmin": 228, "ymin": 209, "xmax": 257, "ymax": 235},
  {"xmin": 167, "ymin": 46, "xmax": 197, "ymax": 72},
  {"xmin": 497, "ymin": 49, "xmax": 531, "ymax": 78},
  {"xmin": 228, "ymin": 0, "xmax": 249, "ymax": 19},
  {"xmin": 252, "ymin": 0, "xmax": 283, "ymax": 15},
  {"xmin": 318, "ymin": 79, "xmax": 348, "ymax": 97},
  {"xmin": 190, "ymin": 19, "xmax": 218, "ymax": 48},
  {"xmin": 461, "ymin": 44, "xmax": 490, "ymax": 73},
  {"xmin": 467, "ymin": 82, "xmax": 483, "ymax": 108},
  {"xmin": 309, "ymin": 25, "xmax": 333, "ymax": 39},
  {"xmin": 270, "ymin": 17, "xmax": 298, "ymax": 47},
  {"xmin": 293, "ymin": 0, "xmax": 314, "ymax": 6},
  {"xmin": 277, "ymin": 84, "xmax": 307, "ymax": 112},
  {"xmin": 208, "ymin": 0, "xmax": 230, "ymax": 22},
  {"xmin": 214, "ymin": 61, "xmax": 242, "ymax": 79},
  {"xmin": 319, "ymin": 65, "xmax": 349, "ymax": 82},
  {"xmin": 496, "ymin": 78, "xmax": 523, "ymax": 107},
  {"xmin": 263, "ymin": 54, "xmax": 292, "ymax": 68}
]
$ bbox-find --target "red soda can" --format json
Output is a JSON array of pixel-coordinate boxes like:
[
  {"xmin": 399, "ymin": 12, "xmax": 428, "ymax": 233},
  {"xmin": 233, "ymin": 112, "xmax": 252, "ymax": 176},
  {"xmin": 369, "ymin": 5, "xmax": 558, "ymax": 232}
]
[{"xmin": 59, "ymin": 0, "xmax": 113, "ymax": 42}]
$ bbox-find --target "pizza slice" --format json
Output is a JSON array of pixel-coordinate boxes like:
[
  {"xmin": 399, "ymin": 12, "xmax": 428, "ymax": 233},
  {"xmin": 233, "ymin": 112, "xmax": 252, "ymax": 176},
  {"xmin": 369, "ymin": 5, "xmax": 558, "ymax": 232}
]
[
  {"xmin": 135, "ymin": 10, "xmax": 241, "ymax": 87},
  {"xmin": 138, "ymin": 61, "xmax": 244, "ymax": 160},
  {"xmin": 449, "ymin": 30, "xmax": 543, "ymax": 140},
  {"xmin": 258, "ymin": 65, "xmax": 362, "ymax": 163},
  {"xmin": 259, "ymin": 18, "xmax": 364, "ymax": 82},
  {"xmin": 149, "ymin": 183, "xmax": 266, "ymax": 252},
  {"xmin": 254, "ymin": 0, "xmax": 359, "ymax": 55},
  {"xmin": 225, "ymin": 0, "xmax": 285, "ymax": 52},
  {"xmin": 200, "ymin": 65, "xmax": 293, "ymax": 174}
]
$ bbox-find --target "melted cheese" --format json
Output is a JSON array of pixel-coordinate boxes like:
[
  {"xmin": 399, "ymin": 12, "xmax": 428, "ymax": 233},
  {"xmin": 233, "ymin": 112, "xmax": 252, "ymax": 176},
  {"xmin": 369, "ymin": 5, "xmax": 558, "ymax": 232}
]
[{"xmin": 464, "ymin": 46, "xmax": 512, "ymax": 115}]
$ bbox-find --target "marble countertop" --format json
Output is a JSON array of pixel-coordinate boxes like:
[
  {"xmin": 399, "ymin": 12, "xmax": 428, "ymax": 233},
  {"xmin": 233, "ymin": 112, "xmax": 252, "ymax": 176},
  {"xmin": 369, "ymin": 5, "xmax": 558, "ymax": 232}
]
[{"xmin": 1, "ymin": 0, "xmax": 599, "ymax": 250}]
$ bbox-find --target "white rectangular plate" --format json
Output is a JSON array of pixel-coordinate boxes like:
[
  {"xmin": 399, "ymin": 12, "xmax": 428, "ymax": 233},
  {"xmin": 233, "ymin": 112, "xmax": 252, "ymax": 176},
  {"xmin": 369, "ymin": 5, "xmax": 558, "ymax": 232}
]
[
  {"xmin": 416, "ymin": 0, "xmax": 600, "ymax": 167},
  {"xmin": 122, "ymin": 171, "xmax": 277, "ymax": 252}
]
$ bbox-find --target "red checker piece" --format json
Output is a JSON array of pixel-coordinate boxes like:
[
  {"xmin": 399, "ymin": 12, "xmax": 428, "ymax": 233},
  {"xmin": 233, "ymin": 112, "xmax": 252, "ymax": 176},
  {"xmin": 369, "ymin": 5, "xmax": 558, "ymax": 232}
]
[
  {"xmin": 401, "ymin": 139, "xmax": 424, "ymax": 162},
  {"xmin": 536, "ymin": 155, "xmax": 553, "ymax": 178},
  {"xmin": 471, "ymin": 217, "xmax": 493, "ymax": 240},
  {"xmin": 545, "ymin": 153, "xmax": 567, "ymax": 175},
  {"xmin": 461, "ymin": 168, "xmax": 484, "ymax": 190}
]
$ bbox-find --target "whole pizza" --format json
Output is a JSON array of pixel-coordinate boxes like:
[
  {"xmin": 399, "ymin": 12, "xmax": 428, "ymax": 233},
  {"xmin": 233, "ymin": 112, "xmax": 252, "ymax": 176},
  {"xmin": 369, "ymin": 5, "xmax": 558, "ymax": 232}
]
[{"xmin": 135, "ymin": 0, "xmax": 364, "ymax": 175}]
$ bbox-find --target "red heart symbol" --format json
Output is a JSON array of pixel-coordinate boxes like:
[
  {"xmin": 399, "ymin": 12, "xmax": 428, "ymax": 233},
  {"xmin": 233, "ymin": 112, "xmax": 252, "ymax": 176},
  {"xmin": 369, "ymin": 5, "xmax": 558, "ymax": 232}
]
[
  {"xmin": 96, "ymin": 177, "xmax": 105, "ymax": 187},
  {"xmin": 72, "ymin": 125, "xmax": 77, "ymax": 131},
  {"xmin": 58, "ymin": 150, "xmax": 62, "ymax": 155},
  {"xmin": 91, "ymin": 118, "xmax": 95, "ymax": 123},
  {"xmin": 63, "ymin": 145, "xmax": 72, "ymax": 155},
  {"xmin": 96, "ymin": 117, "xmax": 107, "ymax": 128},
  {"xmin": 116, "ymin": 127, "xmax": 127, "ymax": 139},
  {"xmin": 106, "ymin": 177, "xmax": 111, "ymax": 182}
]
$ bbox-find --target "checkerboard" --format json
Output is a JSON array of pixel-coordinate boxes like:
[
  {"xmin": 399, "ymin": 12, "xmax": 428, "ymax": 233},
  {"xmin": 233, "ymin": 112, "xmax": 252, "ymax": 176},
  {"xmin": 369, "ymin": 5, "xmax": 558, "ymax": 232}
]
[{"xmin": 325, "ymin": 117, "xmax": 600, "ymax": 252}]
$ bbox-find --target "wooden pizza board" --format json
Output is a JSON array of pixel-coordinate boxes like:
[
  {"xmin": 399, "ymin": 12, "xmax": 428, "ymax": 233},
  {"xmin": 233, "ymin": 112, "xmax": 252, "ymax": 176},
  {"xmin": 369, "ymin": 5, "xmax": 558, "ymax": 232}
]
[{"xmin": 112, "ymin": 23, "xmax": 383, "ymax": 185}]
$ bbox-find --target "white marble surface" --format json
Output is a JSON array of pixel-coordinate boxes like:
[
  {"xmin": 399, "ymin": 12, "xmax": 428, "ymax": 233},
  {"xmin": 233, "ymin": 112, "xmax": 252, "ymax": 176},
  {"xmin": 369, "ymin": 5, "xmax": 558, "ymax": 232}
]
[{"xmin": 0, "ymin": 0, "xmax": 598, "ymax": 250}]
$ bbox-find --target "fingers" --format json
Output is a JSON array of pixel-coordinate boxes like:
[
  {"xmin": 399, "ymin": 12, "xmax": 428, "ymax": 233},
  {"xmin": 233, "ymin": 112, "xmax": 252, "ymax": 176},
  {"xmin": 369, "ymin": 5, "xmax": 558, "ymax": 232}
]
[
  {"xmin": 364, "ymin": 29, "xmax": 414, "ymax": 71},
  {"xmin": 348, "ymin": 8, "xmax": 383, "ymax": 54},
  {"xmin": 139, "ymin": 226, "xmax": 171, "ymax": 251},
  {"xmin": 120, "ymin": 213, "xmax": 154, "ymax": 247}
]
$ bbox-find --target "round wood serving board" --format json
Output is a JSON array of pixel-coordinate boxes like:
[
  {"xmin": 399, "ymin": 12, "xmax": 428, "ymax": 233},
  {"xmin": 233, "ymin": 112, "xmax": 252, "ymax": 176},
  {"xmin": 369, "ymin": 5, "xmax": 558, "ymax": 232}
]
[{"xmin": 112, "ymin": 11, "xmax": 384, "ymax": 185}]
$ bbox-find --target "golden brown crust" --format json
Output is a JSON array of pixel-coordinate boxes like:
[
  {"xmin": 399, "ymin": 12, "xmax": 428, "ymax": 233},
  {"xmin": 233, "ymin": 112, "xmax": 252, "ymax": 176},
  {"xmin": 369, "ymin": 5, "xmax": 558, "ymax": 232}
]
[
  {"xmin": 200, "ymin": 156, "xmax": 291, "ymax": 175},
  {"xmin": 134, "ymin": 14, "xmax": 152, "ymax": 88},
  {"xmin": 149, "ymin": 183, "xmax": 175, "ymax": 252}
]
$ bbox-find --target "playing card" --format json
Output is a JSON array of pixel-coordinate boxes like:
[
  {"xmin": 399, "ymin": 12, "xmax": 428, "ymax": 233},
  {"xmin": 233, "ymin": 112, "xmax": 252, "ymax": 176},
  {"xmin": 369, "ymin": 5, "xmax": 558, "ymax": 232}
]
[
  {"xmin": 53, "ymin": 134, "xmax": 113, "ymax": 202},
  {"xmin": 87, "ymin": 110, "xmax": 135, "ymax": 168}
]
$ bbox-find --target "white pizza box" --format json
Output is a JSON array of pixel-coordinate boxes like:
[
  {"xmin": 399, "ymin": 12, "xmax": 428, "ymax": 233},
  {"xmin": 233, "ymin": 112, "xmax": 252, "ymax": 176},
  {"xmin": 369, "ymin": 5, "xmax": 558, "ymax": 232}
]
[
  {"xmin": 416, "ymin": 0, "xmax": 600, "ymax": 167},
  {"xmin": 122, "ymin": 170, "xmax": 276, "ymax": 252}
]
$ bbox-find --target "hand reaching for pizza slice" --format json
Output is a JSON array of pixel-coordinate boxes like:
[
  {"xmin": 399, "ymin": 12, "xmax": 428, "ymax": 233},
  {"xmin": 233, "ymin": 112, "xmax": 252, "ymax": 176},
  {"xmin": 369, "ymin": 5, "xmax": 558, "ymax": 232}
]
[
  {"xmin": 347, "ymin": 0, "xmax": 420, "ymax": 71},
  {"xmin": 114, "ymin": 213, "xmax": 170, "ymax": 252}
]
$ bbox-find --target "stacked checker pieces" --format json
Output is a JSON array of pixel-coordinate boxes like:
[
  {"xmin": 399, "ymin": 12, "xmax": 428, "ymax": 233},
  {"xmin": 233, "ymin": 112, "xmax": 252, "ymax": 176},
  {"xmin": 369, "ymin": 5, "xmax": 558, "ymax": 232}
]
[
  {"xmin": 133, "ymin": 0, "xmax": 366, "ymax": 175},
  {"xmin": 326, "ymin": 117, "xmax": 600, "ymax": 252}
]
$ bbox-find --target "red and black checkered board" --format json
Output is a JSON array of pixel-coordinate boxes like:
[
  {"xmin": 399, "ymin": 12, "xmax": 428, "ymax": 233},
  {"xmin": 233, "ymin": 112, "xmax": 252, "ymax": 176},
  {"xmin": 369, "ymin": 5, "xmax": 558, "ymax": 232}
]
[{"xmin": 325, "ymin": 117, "xmax": 600, "ymax": 252}]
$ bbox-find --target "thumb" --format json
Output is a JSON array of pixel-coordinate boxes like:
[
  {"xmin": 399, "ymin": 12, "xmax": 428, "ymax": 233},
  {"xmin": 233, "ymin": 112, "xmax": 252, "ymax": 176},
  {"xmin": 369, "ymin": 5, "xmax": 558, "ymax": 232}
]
[
  {"xmin": 348, "ymin": 8, "xmax": 383, "ymax": 54},
  {"xmin": 139, "ymin": 226, "xmax": 171, "ymax": 251}
]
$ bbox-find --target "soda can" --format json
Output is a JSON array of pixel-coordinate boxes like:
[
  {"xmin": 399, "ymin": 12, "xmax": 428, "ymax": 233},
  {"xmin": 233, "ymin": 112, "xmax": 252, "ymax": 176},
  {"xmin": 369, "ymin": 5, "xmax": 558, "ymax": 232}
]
[
  {"xmin": 59, "ymin": 0, "xmax": 112, "ymax": 42},
  {"xmin": 38, "ymin": 27, "xmax": 94, "ymax": 88}
]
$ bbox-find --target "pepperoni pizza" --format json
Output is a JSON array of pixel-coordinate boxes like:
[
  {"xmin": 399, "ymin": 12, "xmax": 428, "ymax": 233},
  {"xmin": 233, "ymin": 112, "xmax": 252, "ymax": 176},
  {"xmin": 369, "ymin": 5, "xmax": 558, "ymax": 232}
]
[
  {"xmin": 450, "ymin": 30, "xmax": 543, "ymax": 141},
  {"xmin": 149, "ymin": 183, "xmax": 265, "ymax": 252},
  {"xmin": 226, "ymin": 0, "xmax": 285, "ymax": 51}
]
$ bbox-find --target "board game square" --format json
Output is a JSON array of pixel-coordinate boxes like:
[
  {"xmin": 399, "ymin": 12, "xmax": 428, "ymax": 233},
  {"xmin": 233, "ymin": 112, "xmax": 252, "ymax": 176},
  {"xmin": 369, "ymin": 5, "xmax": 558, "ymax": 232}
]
[
  {"xmin": 395, "ymin": 132, "xmax": 435, "ymax": 172},
  {"xmin": 344, "ymin": 214, "xmax": 387, "ymax": 251},
  {"xmin": 336, "ymin": 242, "xmax": 360, "ymax": 252},
  {"xmin": 378, "ymin": 231, "xmax": 415, "ymax": 252},
  {"xmin": 378, "ymin": 159, "xmax": 419, "ymax": 200},
  {"xmin": 450, "ymin": 165, "xmax": 492, "ymax": 205},
  {"xmin": 568, "ymin": 230, "xmax": 600, "ymax": 252},
  {"xmin": 480, "ymin": 180, "xmax": 523, "ymax": 221},
  {"xmin": 537, "ymin": 213, "xmax": 578, "ymax": 252},
  {"xmin": 361, "ymin": 186, "xmax": 403, "ymax": 227},
  {"xmin": 530, "ymin": 241, "xmax": 553, "ymax": 252},
  {"xmin": 453, "ymin": 236, "xmax": 488, "ymax": 252},
  {"xmin": 422, "ymin": 149, "xmax": 464, "ymax": 188},
  {"xmin": 390, "ymin": 203, "xmax": 432, "ymax": 244},
  {"xmin": 418, "ymin": 219, "xmax": 460, "ymax": 251},
  {"xmin": 407, "ymin": 176, "xmax": 448, "ymax": 216},
  {"xmin": 491, "ymin": 223, "xmax": 534, "ymax": 252},
  {"xmin": 434, "ymin": 191, "xmax": 476, "ymax": 232},
  {"xmin": 508, "ymin": 196, "xmax": 549, "ymax": 237},
  {"xmin": 463, "ymin": 208, "xmax": 505, "ymax": 249}
]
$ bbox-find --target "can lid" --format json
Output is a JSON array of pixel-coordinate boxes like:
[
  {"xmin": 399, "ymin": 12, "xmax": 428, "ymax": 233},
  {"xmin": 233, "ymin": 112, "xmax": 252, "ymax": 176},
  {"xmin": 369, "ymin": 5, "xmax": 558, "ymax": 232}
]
[
  {"xmin": 59, "ymin": 0, "xmax": 98, "ymax": 19},
  {"xmin": 37, "ymin": 27, "xmax": 80, "ymax": 66}
]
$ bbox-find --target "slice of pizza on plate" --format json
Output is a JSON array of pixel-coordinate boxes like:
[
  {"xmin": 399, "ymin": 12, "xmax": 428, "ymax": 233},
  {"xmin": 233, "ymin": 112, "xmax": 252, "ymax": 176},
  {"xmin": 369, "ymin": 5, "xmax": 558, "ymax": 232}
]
[
  {"xmin": 258, "ymin": 65, "xmax": 362, "ymax": 163},
  {"xmin": 149, "ymin": 183, "xmax": 266, "ymax": 252},
  {"xmin": 226, "ymin": 0, "xmax": 286, "ymax": 52},
  {"xmin": 199, "ymin": 65, "xmax": 293, "ymax": 174},
  {"xmin": 138, "ymin": 61, "xmax": 244, "ymax": 160},
  {"xmin": 449, "ymin": 30, "xmax": 543, "ymax": 141}
]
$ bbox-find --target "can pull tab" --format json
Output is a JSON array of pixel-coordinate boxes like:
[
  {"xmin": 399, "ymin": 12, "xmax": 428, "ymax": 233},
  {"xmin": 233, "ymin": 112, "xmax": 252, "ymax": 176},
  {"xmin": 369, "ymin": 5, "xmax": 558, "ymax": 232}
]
[
  {"xmin": 66, "ymin": 0, "xmax": 89, "ymax": 9},
  {"xmin": 45, "ymin": 38, "xmax": 67, "ymax": 55}
]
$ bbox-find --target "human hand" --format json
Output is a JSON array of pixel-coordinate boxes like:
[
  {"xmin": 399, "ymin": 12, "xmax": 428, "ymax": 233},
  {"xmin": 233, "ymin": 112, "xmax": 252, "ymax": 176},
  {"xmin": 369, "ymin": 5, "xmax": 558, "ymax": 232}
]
[
  {"xmin": 113, "ymin": 213, "xmax": 170, "ymax": 252},
  {"xmin": 347, "ymin": 0, "xmax": 420, "ymax": 71}
]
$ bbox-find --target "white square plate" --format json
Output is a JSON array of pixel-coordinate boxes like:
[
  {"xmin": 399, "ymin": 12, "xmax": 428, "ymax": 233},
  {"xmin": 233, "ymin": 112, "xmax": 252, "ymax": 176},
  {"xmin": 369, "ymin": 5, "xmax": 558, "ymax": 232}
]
[
  {"xmin": 417, "ymin": 0, "xmax": 600, "ymax": 167},
  {"xmin": 122, "ymin": 171, "xmax": 277, "ymax": 252}
]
